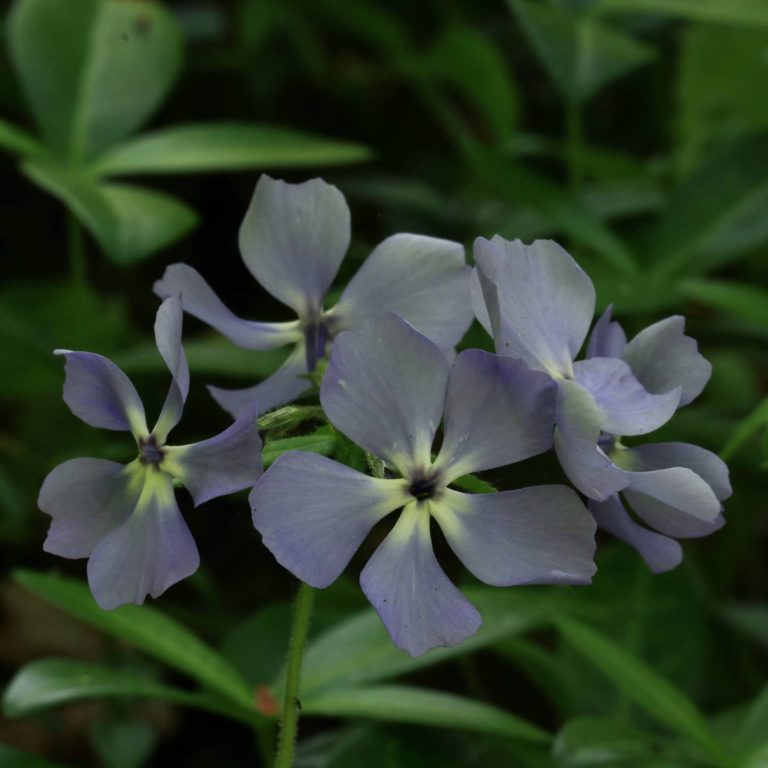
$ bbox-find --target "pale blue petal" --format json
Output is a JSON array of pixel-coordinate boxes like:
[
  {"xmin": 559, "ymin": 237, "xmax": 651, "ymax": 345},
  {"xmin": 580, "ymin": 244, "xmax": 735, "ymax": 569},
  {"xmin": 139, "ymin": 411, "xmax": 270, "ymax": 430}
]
[
  {"xmin": 586, "ymin": 306, "xmax": 627, "ymax": 359},
  {"xmin": 154, "ymin": 263, "xmax": 301, "ymax": 349},
  {"xmin": 554, "ymin": 380, "xmax": 629, "ymax": 500},
  {"xmin": 55, "ymin": 350, "xmax": 147, "ymax": 436},
  {"xmin": 435, "ymin": 350, "xmax": 555, "ymax": 479},
  {"xmin": 623, "ymin": 316, "xmax": 712, "ymax": 407},
  {"xmin": 360, "ymin": 503, "xmax": 482, "ymax": 657},
  {"xmin": 39, "ymin": 458, "xmax": 140, "ymax": 558},
  {"xmin": 251, "ymin": 452, "xmax": 408, "ymax": 588},
  {"xmin": 152, "ymin": 297, "xmax": 189, "ymax": 442},
  {"xmin": 624, "ymin": 490, "xmax": 725, "ymax": 539},
  {"xmin": 87, "ymin": 472, "xmax": 199, "ymax": 610},
  {"xmin": 239, "ymin": 176, "xmax": 350, "ymax": 315},
  {"xmin": 432, "ymin": 487, "xmax": 596, "ymax": 586},
  {"xmin": 589, "ymin": 495, "xmax": 682, "ymax": 573},
  {"xmin": 334, "ymin": 234, "xmax": 472, "ymax": 349},
  {"xmin": 321, "ymin": 314, "xmax": 449, "ymax": 472},
  {"xmin": 624, "ymin": 466, "xmax": 721, "ymax": 522},
  {"xmin": 574, "ymin": 357, "xmax": 681, "ymax": 437}
]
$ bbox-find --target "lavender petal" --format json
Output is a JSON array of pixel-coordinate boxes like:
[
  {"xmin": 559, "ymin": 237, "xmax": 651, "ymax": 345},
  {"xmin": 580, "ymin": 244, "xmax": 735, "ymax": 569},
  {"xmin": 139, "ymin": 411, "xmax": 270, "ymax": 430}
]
[
  {"xmin": 433, "ymin": 487, "xmax": 596, "ymax": 586},
  {"xmin": 251, "ymin": 452, "xmax": 408, "ymax": 588},
  {"xmin": 360, "ymin": 503, "xmax": 482, "ymax": 657},
  {"xmin": 586, "ymin": 306, "xmax": 627, "ymax": 359},
  {"xmin": 152, "ymin": 297, "xmax": 189, "ymax": 441}
]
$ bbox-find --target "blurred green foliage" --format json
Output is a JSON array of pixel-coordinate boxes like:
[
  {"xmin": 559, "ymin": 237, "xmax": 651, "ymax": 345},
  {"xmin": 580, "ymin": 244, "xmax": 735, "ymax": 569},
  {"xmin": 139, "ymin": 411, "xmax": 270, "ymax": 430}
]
[{"xmin": 2, "ymin": 0, "xmax": 768, "ymax": 766}]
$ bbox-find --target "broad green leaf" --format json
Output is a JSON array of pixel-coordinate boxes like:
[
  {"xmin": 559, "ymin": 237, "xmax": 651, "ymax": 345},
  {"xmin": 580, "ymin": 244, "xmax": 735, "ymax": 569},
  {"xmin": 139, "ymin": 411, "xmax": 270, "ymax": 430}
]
[
  {"xmin": 13, "ymin": 570, "xmax": 254, "ymax": 713},
  {"xmin": 509, "ymin": 0, "xmax": 654, "ymax": 104},
  {"xmin": 679, "ymin": 279, "xmax": 768, "ymax": 327},
  {"xmin": 89, "ymin": 717, "xmax": 159, "ymax": 768},
  {"xmin": 115, "ymin": 337, "xmax": 288, "ymax": 379},
  {"xmin": 22, "ymin": 159, "xmax": 197, "ymax": 262},
  {"xmin": 422, "ymin": 24, "xmax": 519, "ymax": 143},
  {"xmin": 0, "ymin": 744, "xmax": 68, "ymax": 768},
  {"xmin": 2, "ymin": 658, "xmax": 246, "ymax": 722},
  {"xmin": 92, "ymin": 122, "xmax": 371, "ymax": 176},
  {"xmin": 0, "ymin": 117, "xmax": 45, "ymax": 157},
  {"xmin": 8, "ymin": 0, "xmax": 182, "ymax": 159},
  {"xmin": 556, "ymin": 617, "xmax": 723, "ymax": 755},
  {"xmin": 263, "ymin": 428, "xmax": 337, "ymax": 467},
  {"xmin": 735, "ymin": 685, "xmax": 768, "ymax": 760},
  {"xmin": 302, "ymin": 685, "xmax": 550, "ymax": 743},
  {"xmin": 594, "ymin": 0, "xmax": 768, "ymax": 28},
  {"xmin": 295, "ymin": 587, "xmax": 566, "ymax": 696},
  {"xmin": 554, "ymin": 717, "xmax": 689, "ymax": 767},
  {"xmin": 649, "ymin": 136, "xmax": 768, "ymax": 277},
  {"xmin": 720, "ymin": 397, "xmax": 768, "ymax": 460},
  {"xmin": 677, "ymin": 25, "xmax": 768, "ymax": 174}
]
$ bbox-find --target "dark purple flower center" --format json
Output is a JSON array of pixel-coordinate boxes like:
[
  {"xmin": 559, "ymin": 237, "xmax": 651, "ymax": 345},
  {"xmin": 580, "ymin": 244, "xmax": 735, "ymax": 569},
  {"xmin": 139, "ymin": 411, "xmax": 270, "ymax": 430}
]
[
  {"xmin": 409, "ymin": 473, "xmax": 440, "ymax": 501},
  {"xmin": 303, "ymin": 316, "xmax": 332, "ymax": 371},
  {"xmin": 138, "ymin": 435, "xmax": 164, "ymax": 466},
  {"xmin": 597, "ymin": 433, "xmax": 617, "ymax": 453}
]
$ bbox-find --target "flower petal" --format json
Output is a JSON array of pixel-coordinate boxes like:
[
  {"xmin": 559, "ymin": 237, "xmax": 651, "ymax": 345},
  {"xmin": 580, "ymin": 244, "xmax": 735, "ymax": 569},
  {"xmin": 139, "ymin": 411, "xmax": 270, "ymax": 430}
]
[
  {"xmin": 623, "ymin": 466, "xmax": 721, "ymax": 522},
  {"xmin": 586, "ymin": 306, "xmax": 627, "ymax": 359},
  {"xmin": 574, "ymin": 357, "xmax": 681, "ymax": 437},
  {"xmin": 39, "ymin": 458, "xmax": 141, "ymax": 558},
  {"xmin": 360, "ymin": 502, "xmax": 482, "ymax": 657},
  {"xmin": 164, "ymin": 409, "xmax": 262, "ymax": 507},
  {"xmin": 208, "ymin": 342, "xmax": 309, "ymax": 417},
  {"xmin": 623, "ymin": 489, "xmax": 725, "ymax": 539},
  {"xmin": 589, "ymin": 495, "xmax": 682, "ymax": 573},
  {"xmin": 321, "ymin": 313, "xmax": 449, "ymax": 472},
  {"xmin": 473, "ymin": 237, "xmax": 595, "ymax": 376},
  {"xmin": 55, "ymin": 350, "xmax": 147, "ymax": 435},
  {"xmin": 251, "ymin": 452, "xmax": 408, "ymax": 588},
  {"xmin": 333, "ymin": 234, "xmax": 472, "ymax": 349},
  {"xmin": 627, "ymin": 442, "xmax": 731, "ymax": 501},
  {"xmin": 154, "ymin": 263, "xmax": 302, "ymax": 350},
  {"xmin": 87, "ymin": 471, "xmax": 199, "ymax": 610},
  {"xmin": 432, "ymin": 487, "xmax": 596, "ymax": 586},
  {"xmin": 152, "ymin": 297, "xmax": 189, "ymax": 441},
  {"xmin": 554, "ymin": 380, "xmax": 629, "ymax": 500},
  {"xmin": 469, "ymin": 267, "xmax": 493, "ymax": 337},
  {"xmin": 239, "ymin": 175, "xmax": 350, "ymax": 315},
  {"xmin": 435, "ymin": 350, "xmax": 556, "ymax": 478},
  {"xmin": 622, "ymin": 316, "xmax": 712, "ymax": 407}
]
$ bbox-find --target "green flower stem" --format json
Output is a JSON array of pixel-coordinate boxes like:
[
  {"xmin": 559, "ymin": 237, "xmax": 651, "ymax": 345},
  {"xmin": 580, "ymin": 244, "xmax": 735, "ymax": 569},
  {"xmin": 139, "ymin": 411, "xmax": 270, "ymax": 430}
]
[
  {"xmin": 67, "ymin": 213, "xmax": 86, "ymax": 288},
  {"xmin": 274, "ymin": 581, "xmax": 315, "ymax": 768}
]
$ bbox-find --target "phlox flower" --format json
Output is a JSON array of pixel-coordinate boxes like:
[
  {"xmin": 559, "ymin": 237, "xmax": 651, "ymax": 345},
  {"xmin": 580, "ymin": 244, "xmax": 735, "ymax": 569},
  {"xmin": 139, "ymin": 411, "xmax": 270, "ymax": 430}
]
[
  {"xmin": 250, "ymin": 313, "xmax": 596, "ymax": 656},
  {"xmin": 154, "ymin": 175, "xmax": 473, "ymax": 417},
  {"xmin": 472, "ymin": 238, "xmax": 730, "ymax": 570},
  {"xmin": 38, "ymin": 298, "xmax": 262, "ymax": 609}
]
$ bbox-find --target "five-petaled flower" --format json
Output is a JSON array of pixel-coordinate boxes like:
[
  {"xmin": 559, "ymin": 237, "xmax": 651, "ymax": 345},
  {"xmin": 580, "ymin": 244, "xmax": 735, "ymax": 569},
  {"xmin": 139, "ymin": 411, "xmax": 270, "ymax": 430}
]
[
  {"xmin": 38, "ymin": 297, "xmax": 263, "ymax": 609},
  {"xmin": 472, "ymin": 238, "xmax": 730, "ymax": 570},
  {"xmin": 250, "ymin": 313, "xmax": 597, "ymax": 656},
  {"xmin": 154, "ymin": 175, "xmax": 473, "ymax": 417}
]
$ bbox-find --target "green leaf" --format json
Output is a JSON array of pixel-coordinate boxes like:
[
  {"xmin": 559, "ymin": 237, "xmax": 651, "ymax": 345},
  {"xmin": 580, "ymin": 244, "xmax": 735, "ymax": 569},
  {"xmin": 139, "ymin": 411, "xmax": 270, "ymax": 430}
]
[
  {"xmin": 594, "ymin": 0, "xmax": 768, "ymax": 28},
  {"xmin": 0, "ymin": 744, "xmax": 69, "ymax": 768},
  {"xmin": 302, "ymin": 685, "xmax": 550, "ymax": 743},
  {"xmin": 2, "ymin": 658, "xmax": 240, "ymax": 720},
  {"xmin": 0, "ymin": 117, "xmax": 45, "ymax": 157},
  {"xmin": 734, "ymin": 685, "xmax": 768, "ymax": 760},
  {"xmin": 8, "ymin": 0, "xmax": 182, "ymax": 159},
  {"xmin": 13, "ymin": 570, "xmax": 254, "ymax": 714},
  {"xmin": 719, "ymin": 397, "xmax": 768, "ymax": 460},
  {"xmin": 263, "ymin": 427, "xmax": 337, "ymax": 467},
  {"xmin": 677, "ymin": 24, "xmax": 768, "ymax": 174},
  {"xmin": 295, "ymin": 587, "xmax": 566, "ymax": 696},
  {"xmin": 89, "ymin": 717, "xmax": 159, "ymax": 768},
  {"xmin": 92, "ymin": 122, "xmax": 372, "ymax": 176},
  {"xmin": 21, "ymin": 159, "xmax": 197, "ymax": 262},
  {"xmin": 450, "ymin": 473, "xmax": 497, "ymax": 494},
  {"xmin": 556, "ymin": 617, "xmax": 723, "ymax": 755},
  {"xmin": 509, "ymin": 0, "xmax": 654, "ymax": 104},
  {"xmin": 554, "ymin": 717, "xmax": 689, "ymax": 767},
  {"xmin": 678, "ymin": 279, "xmax": 768, "ymax": 327},
  {"xmin": 649, "ymin": 135, "xmax": 768, "ymax": 277},
  {"xmin": 422, "ymin": 24, "xmax": 519, "ymax": 143}
]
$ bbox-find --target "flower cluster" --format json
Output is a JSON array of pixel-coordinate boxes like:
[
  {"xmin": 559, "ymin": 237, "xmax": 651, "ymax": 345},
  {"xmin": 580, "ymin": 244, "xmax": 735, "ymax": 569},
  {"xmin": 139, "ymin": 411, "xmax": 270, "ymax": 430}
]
[{"xmin": 40, "ymin": 176, "xmax": 730, "ymax": 656}]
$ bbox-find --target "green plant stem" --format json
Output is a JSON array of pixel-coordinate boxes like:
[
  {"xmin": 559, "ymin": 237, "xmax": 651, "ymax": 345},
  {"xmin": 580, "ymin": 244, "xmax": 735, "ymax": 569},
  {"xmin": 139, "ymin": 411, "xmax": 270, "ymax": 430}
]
[
  {"xmin": 274, "ymin": 582, "xmax": 315, "ymax": 768},
  {"xmin": 67, "ymin": 213, "xmax": 86, "ymax": 288},
  {"xmin": 565, "ymin": 98, "xmax": 584, "ymax": 195}
]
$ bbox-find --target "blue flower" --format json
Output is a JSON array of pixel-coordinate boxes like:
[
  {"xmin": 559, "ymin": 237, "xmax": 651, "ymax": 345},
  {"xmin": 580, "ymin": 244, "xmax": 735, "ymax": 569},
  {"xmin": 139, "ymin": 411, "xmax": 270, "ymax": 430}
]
[
  {"xmin": 472, "ymin": 238, "xmax": 730, "ymax": 570},
  {"xmin": 38, "ymin": 298, "xmax": 262, "ymax": 609},
  {"xmin": 154, "ymin": 175, "xmax": 474, "ymax": 416},
  {"xmin": 250, "ymin": 313, "xmax": 596, "ymax": 656}
]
